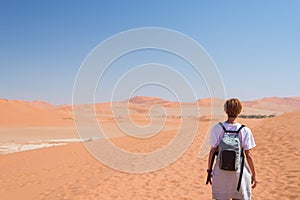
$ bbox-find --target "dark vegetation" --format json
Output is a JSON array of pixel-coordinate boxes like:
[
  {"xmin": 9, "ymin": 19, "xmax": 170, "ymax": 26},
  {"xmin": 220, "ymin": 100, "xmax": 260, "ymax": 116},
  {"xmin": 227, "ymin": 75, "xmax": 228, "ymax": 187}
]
[{"xmin": 239, "ymin": 114, "xmax": 276, "ymax": 119}]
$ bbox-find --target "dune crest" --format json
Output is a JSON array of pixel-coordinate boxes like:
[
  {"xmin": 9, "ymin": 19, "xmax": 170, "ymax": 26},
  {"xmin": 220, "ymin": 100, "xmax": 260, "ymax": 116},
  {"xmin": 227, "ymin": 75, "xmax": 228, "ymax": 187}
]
[
  {"xmin": 1, "ymin": 96, "xmax": 299, "ymax": 127},
  {"xmin": 0, "ymin": 99, "xmax": 72, "ymax": 127},
  {"xmin": 242, "ymin": 96, "xmax": 300, "ymax": 112},
  {"xmin": 127, "ymin": 96, "xmax": 170, "ymax": 105}
]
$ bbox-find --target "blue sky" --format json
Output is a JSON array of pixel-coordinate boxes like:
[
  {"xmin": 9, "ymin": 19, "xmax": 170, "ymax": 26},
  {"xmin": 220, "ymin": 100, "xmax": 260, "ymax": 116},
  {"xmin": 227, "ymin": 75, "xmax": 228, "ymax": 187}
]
[{"xmin": 0, "ymin": 1, "xmax": 299, "ymax": 104}]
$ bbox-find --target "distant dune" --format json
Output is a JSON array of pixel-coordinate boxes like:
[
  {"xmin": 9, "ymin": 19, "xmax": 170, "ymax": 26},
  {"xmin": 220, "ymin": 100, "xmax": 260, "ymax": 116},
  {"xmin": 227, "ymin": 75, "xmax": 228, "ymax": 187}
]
[
  {"xmin": 1, "ymin": 96, "xmax": 299, "ymax": 127},
  {"xmin": 29, "ymin": 100, "xmax": 54, "ymax": 109},
  {"xmin": 127, "ymin": 96, "xmax": 169, "ymax": 105},
  {"xmin": 0, "ymin": 99, "xmax": 73, "ymax": 127},
  {"xmin": 242, "ymin": 97, "xmax": 300, "ymax": 112},
  {"xmin": 197, "ymin": 98, "xmax": 224, "ymax": 107}
]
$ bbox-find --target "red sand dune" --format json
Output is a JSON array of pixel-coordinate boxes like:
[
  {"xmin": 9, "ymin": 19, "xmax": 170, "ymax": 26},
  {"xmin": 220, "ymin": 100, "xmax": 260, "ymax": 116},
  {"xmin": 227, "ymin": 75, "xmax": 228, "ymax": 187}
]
[
  {"xmin": 127, "ymin": 96, "xmax": 169, "ymax": 105},
  {"xmin": 0, "ymin": 99, "xmax": 73, "ymax": 127},
  {"xmin": 1, "ymin": 96, "xmax": 300, "ymax": 127},
  {"xmin": 242, "ymin": 97, "xmax": 300, "ymax": 112},
  {"xmin": 197, "ymin": 98, "xmax": 224, "ymax": 107},
  {"xmin": 29, "ymin": 100, "xmax": 54, "ymax": 109}
]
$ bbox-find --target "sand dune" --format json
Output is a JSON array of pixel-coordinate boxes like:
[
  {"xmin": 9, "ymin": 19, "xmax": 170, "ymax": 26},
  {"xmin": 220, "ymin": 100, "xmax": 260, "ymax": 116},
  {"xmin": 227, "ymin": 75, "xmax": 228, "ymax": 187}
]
[
  {"xmin": 197, "ymin": 98, "xmax": 224, "ymax": 107},
  {"xmin": 3, "ymin": 96, "xmax": 293, "ymax": 127},
  {"xmin": 250, "ymin": 110, "xmax": 300, "ymax": 199},
  {"xmin": 242, "ymin": 97, "xmax": 300, "ymax": 112},
  {"xmin": 127, "ymin": 96, "xmax": 170, "ymax": 105},
  {"xmin": 29, "ymin": 100, "xmax": 54, "ymax": 109},
  {"xmin": 0, "ymin": 99, "xmax": 73, "ymax": 127}
]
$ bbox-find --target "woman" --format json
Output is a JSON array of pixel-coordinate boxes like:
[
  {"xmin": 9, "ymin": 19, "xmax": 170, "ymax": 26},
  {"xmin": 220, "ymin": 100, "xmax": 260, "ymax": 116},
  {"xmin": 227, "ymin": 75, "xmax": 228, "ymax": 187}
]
[{"xmin": 207, "ymin": 98, "xmax": 257, "ymax": 200}]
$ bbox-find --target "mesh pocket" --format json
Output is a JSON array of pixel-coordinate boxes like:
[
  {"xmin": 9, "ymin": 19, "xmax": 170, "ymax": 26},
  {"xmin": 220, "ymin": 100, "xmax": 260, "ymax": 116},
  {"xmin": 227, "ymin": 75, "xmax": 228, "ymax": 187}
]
[{"xmin": 220, "ymin": 150, "xmax": 236, "ymax": 171}]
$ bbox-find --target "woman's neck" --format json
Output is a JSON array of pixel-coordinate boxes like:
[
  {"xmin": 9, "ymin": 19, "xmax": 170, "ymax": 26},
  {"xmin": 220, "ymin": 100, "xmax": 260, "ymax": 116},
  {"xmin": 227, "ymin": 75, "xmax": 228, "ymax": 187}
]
[{"xmin": 226, "ymin": 117, "xmax": 238, "ymax": 124}]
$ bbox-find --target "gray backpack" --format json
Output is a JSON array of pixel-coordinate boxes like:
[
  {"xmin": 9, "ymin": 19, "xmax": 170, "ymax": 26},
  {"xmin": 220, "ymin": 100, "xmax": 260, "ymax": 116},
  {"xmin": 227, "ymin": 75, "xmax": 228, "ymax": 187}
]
[
  {"xmin": 206, "ymin": 122, "xmax": 246, "ymax": 191},
  {"xmin": 219, "ymin": 122, "xmax": 245, "ymax": 191},
  {"xmin": 218, "ymin": 122, "xmax": 245, "ymax": 171}
]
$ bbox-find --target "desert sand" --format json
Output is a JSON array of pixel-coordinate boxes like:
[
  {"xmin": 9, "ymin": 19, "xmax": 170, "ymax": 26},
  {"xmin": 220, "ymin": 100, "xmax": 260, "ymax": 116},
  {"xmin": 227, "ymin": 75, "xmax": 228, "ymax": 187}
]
[{"xmin": 0, "ymin": 97, "xmax": 299, "ymax": 199}]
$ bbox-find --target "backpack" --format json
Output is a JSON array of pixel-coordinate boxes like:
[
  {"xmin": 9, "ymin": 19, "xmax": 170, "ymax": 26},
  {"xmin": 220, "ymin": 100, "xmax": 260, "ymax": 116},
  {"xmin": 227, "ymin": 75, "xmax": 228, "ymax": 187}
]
[
  {"xmin": 218, "ymin": 122, "xmax": 245, "ymax": 171},
  {"xmin": 206, "ymin": 122, "xmax": 246, "ymax": 191}
]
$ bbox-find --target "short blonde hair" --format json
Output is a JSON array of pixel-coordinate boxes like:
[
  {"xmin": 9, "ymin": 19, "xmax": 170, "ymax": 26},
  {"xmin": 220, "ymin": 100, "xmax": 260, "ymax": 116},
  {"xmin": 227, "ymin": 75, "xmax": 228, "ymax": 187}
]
[{"xmin": 224, "ymin": 98, "xmax": 242, "ymax": 118}]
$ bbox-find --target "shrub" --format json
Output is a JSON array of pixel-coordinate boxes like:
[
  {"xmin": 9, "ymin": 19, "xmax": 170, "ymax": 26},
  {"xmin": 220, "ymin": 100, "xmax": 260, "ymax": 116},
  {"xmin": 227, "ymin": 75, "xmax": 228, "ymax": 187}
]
[{"xmin": 238, "ymin": 114, "xmax": 276, "ymax": 119}]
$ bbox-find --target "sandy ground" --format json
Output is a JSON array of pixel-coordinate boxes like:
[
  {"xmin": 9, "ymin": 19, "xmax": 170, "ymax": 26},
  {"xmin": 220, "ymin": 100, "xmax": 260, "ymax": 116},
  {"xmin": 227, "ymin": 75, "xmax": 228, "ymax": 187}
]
[{"xmin": 0, "ymin": 97, "xmax": 299, "ymax": 199}]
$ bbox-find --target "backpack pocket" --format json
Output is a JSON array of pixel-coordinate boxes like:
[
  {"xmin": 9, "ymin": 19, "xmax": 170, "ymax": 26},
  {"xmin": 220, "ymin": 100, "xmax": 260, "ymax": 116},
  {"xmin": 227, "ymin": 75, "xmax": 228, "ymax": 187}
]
[{"xmin": 220, "ymin": 150, "xmax": 237, "ymax": 171}]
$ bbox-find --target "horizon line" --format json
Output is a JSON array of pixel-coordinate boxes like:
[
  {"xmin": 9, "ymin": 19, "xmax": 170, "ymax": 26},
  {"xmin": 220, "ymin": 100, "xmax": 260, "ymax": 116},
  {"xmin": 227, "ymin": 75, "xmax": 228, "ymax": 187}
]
[{"xmin": 1, "ymin": 95, "xmax": 299, "ymax": 106}]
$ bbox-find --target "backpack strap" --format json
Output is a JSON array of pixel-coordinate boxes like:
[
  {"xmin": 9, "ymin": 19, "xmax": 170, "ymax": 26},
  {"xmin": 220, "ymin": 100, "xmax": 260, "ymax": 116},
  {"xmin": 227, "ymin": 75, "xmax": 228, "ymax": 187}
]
[
  {"xmin": 206, "ymin": 150, "xmax": 217, "ymax": 185},
  {"xmin": 218, "ymin": 122, "xmax": 227, "ymax": 132},
  {"xmin": 219, "ymin": 122, "xmax": 245, "ymax": 134},
  {"xmin": 236, "ymin": 125, "xmax": 246, "ymax": 191},
  {"xmin": 237, "ymin": 125, "xmax": 245, "ymax": 133},
  {"xmin": 237, "ymin": 148, "xmax": 245, "ymax": 191}
]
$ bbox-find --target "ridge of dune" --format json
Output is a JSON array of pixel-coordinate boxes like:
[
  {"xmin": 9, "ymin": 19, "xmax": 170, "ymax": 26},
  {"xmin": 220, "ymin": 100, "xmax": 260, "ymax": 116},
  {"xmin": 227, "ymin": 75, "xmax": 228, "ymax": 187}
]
[
  {"xmin": 288, "ymin": 97, "xmax": 300, "ymax": 101},
  {"xmin": 242, "ymin": 96, "xmax": 300, "ymax": 112},
  {"xmin": 256, "ymin": 96, "xmax": 300, "ymax": 106},
  {"xmin": 197, "ymin": 98, "xmax": 224, "ymax": 106},
  {"xmin": 29, "ymin": 100, "xmax": 54, "ymax": 109},
  {"xmin": 127, "ymin": 96, "xmax": 170, "ymax": 105},
  {"xmin": 55, "ymin": 104, "xmax": 73, "ymax": 113},
  {"xmin": 0, "ymin": 98, "xmax": 9, "ymax": 102},
  {"xmin": 0, "ymin": 99, "xmax": 72, "ymax": 127},
  {"xmin": 160, "ymin": 101, "xmax": 181, "ymax": 107},
  {"xmin": 1, "ymin": 96, "xmax": 300, "ymax": 127}
]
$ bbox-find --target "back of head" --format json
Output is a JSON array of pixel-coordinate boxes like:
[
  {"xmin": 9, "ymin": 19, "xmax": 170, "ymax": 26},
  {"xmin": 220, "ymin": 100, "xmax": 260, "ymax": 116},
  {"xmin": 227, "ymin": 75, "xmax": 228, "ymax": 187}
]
[{"xmin": 224, "ymin": 98, "xmax": 242, "ymax": 118}]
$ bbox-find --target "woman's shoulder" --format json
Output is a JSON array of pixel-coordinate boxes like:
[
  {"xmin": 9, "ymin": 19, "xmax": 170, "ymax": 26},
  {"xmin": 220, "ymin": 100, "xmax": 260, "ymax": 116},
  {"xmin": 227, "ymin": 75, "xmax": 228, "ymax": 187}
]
[
  {"xmin": 241, "ymin": 125, "xmax": 252, "ymax": 133},
  {"xmin": 212, "ymin": 122, "xmax": 224, "ymax": 130},
  {"xmin": 210, "ymin": 123, "xmax": 223, "ymax": 134},
  {"xmin": 211, "ymin": 122, "xmax": 252, "ymax": 133},
  {"xmin": 240, "ymin": 125, "xmax": 254, "ymax": 139}
]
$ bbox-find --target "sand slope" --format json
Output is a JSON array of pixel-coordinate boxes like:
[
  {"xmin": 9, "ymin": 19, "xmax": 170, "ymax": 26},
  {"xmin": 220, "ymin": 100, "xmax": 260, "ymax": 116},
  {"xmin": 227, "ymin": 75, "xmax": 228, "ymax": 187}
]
[
  {"xmin": 242, "ymin": 97, "xmax": 300, "ymax": 113},
  {"xmin": 251, "ymin": 110, "xmax": 300, "ymax": 199},
  {"xmin": 0, "ymin": 99, "xmax": 72, "ymax": 127}
]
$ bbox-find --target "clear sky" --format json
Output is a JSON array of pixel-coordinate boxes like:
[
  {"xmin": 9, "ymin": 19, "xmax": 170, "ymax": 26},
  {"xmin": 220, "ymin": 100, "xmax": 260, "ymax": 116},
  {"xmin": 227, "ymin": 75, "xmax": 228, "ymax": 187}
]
[{"xmin": 0, "ymin": 0, "xmax": 299, "ymax": 104}]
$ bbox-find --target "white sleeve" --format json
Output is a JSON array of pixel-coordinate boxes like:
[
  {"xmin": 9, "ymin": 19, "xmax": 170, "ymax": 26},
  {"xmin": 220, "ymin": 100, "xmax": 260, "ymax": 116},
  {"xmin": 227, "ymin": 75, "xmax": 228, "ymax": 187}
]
[
  {"xmin": 242, "ymin": 127, "xmax": 256, "ymax": 150},
  {"xmin": 209, "ymin": 124, "xmax": 221, "ymax": 148}
]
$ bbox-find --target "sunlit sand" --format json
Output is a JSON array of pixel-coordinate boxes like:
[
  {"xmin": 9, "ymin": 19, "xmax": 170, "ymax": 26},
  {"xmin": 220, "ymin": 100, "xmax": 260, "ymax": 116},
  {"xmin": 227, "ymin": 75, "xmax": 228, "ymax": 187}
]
[{"xmin": 0, "ymin": 97, "xmax": 299, "ymax": 199}]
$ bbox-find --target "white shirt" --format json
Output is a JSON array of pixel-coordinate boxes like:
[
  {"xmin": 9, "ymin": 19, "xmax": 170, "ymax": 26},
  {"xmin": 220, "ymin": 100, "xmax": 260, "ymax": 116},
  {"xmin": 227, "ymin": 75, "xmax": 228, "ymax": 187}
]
[{"xmin": 209, "ymin": 122, "xmax": 256, "ymax": 150}]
